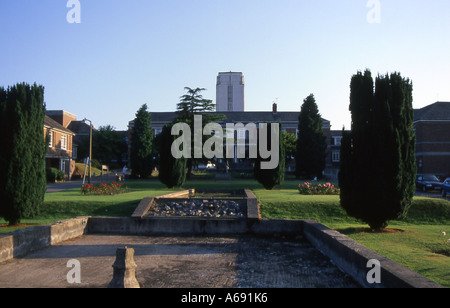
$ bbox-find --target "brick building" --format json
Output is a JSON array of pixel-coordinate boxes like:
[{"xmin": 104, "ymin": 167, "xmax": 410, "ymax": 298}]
[
  {"xmin": 45, "ymin": 110, "xmax": 96, "ymax": 179},
  {"xmin": 44, "ymin": 112, "xmax": 77, "ymax": 179},
  {"xmin": 414, "ymin": 101, "xmax": 450, "ymax": 178}
]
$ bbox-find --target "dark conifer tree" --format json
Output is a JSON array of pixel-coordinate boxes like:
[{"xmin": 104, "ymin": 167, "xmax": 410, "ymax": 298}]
[
  {"xmin": 130, "ymin": 104, "xmax": 154, "ymax": 178},
  {"xmin": 158, "ymin": 125, "xmax": 187, "ymax": 189},
  {"xmin": 339, "ymin": 70, "xmax": 416, "ymax": 230},
  {"xmin": 295, "ymin": 94, "xmax": 327, "ymax": 179},
  {"xmin": 0, "ymin": 83, "xmax": 46, "ymax": 225},
  {"xmin": 254, "ymin": 123, "xmax": 285, "ymax": 190}
]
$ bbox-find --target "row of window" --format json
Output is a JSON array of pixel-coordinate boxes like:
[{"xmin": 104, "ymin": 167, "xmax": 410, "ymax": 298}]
[
  {"xmin": 153, "ymin": 127, "xmax": 342, "ymax": 162},
  {"xmin": 154, "ymin": 127, "xmax": 300, "ymax": 137},
  {"xmin": 48, "ymin": 131, "xmax": 69, "ymax": 151}
]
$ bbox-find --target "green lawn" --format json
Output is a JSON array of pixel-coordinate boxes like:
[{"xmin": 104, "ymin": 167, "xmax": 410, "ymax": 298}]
[{"xmin": 0, "ymin": 179, "xmax": 449, "ymax": 287}]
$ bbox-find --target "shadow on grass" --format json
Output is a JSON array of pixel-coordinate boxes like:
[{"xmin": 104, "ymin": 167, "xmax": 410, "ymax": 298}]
[
  {"xmin": 336, "ymin": 227, "xmax": 406, "ymax": 236},
  {"xmin": 41, "ymin": 200, "xmax": 139, "ymax": 219}
]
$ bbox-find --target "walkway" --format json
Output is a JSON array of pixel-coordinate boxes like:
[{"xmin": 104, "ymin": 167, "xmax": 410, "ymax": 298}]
[{"xmin": 0, "ymin": 234, "xmax": 359, "ymax": 288}]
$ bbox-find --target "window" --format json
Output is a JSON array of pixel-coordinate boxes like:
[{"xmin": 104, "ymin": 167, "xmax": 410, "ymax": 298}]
[
  {"xmin": 333, "ymin": 137, "xmax": 342, "ymax": 146},
  {"xmin": 48, "ymin": 130, "xmax": 53, "ymax": 147},
  {"xmin": 60, "ymin": 159, "xmax": 66, "ymax": 174},
  {"xmin": 61, "ymin": 134, "xmax": 68, "ymax": 150},
  {"xmin": 237, "ymin": 128, "xmax": 246, "ymax": 141},
  {"xmin": 332, "ymin": 151, "xmax": 340, "ymax": 162},
  {"xmin": 228, "ymin": 85, "xmax": 233, "ymax": 111}
]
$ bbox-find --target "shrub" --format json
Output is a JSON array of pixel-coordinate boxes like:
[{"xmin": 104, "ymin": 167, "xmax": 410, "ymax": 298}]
[
  {"xmin": 298, "ymin": 182, "xmax": 339, "ymax": 195},
  {"xmin": 46, "ymin": 168, "xmax": 57, "ymax": 183},
  {"xmin": 46, "ymin": 168, "xmax": 65, "ymax": 183}
]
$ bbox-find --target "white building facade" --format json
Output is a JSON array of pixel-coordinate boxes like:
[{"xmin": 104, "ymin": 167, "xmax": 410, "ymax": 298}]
[{"xmin": 216, "ymin": 72, "xmax": 245, "ymax": 112}]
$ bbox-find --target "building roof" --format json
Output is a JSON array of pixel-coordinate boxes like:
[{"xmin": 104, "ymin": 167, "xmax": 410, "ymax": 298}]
[
  {"xmin": 147, "ymin": 111, "xmax": 330, "ymax": 125},
  {"xmin": 67, "ymin": 120, "xmax": 93, "ymax": 135},
  {"xmin": 330, "ymin": 130, "xmax": 350, "ymax": 136},
  {"xmin": 46, "ymin": 110, "xmax": 77, "ymax": 119},
  {"xmin": 218, "ymin": 72, "xmax": 243, "ymax": 75},
  {"xmin": 44, "ymin": 115, "xmax": 75, "ymax": 135},
  {"xmin": 414, "ymin": 102, "xmax": 450, "ymax": 122}
]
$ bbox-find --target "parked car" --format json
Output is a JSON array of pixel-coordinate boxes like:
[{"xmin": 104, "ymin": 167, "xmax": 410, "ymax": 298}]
[
  {"xmin": 416, "ymin": 174, "xmax": 443, "ymax": 192},
  {"xmin": 442, "ymin": 178, "xmax": 450, "ymax": 198},
  {"xmin": 206, "ymin": 162, "xmax": 216, "ymax": 169}
]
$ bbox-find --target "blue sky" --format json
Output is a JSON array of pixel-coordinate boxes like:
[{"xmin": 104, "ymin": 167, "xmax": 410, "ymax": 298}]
[{"xmin": 1, "ymin": 0, "xmax": 449, "ymax": 130}]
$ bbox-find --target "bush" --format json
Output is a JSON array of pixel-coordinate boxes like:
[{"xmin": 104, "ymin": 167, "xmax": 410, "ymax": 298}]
[
  {"xmin": 298, "ymin": 182, "xmax": 339, "ymax": 195},
  {"xmin": 46, "ymin": 168, "xmax": 65, "ymax": 183}
]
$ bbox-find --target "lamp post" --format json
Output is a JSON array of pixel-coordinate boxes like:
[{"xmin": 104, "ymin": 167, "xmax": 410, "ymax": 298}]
[{"xmin": 83, "ymin": 118, "xmax": 93, "ymax": 184}]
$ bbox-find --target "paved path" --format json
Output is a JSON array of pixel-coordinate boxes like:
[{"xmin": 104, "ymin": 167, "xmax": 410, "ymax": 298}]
[{"xmin": 0, "ymin": 234, "xmax": 359, "ymax": 288}]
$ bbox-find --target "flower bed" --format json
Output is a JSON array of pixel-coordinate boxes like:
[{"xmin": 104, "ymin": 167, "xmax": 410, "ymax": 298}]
[
  {"xmin": 298, "ymin": 182, "xmax": 339, "ymax": 195},
  {"xmin": 81, "ymin": 182, "xmax": 129, "ymax": 196}
]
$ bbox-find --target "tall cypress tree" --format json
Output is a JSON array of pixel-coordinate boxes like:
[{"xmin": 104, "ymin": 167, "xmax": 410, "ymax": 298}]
[
  {"xmin": 0, "ymin": 83, "xmax": 46, "ymax": 225},
  {"xmin": 254, "ymin": 122, "xmax": 285, "ymax": 190},
  {"xmin": 339, "ymin": 70, "xmax": 416, "ymax": 230},
  {"xmin": 130, "ymin": 104, "xmax": 154, "ymax": 178},
  {"xmin": 158, "ymin": 125, "xmax": 187, "ymax": 189},
  {"xmin": 295, "ymin": 94, "xmax": 327, "ymax": 179}
]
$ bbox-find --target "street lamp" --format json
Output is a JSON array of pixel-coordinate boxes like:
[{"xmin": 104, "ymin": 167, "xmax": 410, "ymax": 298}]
[{"xmin": 83, "ymin": 118, "xmax": 93, "ymax": 184}]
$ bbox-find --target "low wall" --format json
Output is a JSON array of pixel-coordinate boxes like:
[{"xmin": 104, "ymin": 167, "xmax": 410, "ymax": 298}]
[
  {"xmin": 302, "ymin": 220, "xmax": 443, "ymax": 288},
  {"xmin": 0, "ymin": 217, "xmax": 89, "ymax": 263},
  {"xmin": 131, "ymin": 189, "xmax": 261, "ymax": 219},
  {"xmin": 87, "ymin": 217, "xmax": 302, "ymax": 236}
]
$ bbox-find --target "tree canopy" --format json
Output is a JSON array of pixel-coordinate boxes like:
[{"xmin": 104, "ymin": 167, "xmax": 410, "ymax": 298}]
[{"xmin": 175, "ymin": 87, "xmax": 225, "ymax": 178}]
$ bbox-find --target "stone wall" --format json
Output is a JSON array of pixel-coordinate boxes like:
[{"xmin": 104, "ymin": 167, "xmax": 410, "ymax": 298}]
[{"xmin": 0, "ymin": 217, "xmax": 88, "ymax": 263}]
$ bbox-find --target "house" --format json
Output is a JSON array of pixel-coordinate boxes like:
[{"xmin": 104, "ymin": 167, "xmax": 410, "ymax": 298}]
[
  {"xmin": 414, "ymin": 101, "xmax": 450, "ymax": 178},
  {"xmin": 44, "ymin": 113, "xmax": 76, "ymax": 179}
]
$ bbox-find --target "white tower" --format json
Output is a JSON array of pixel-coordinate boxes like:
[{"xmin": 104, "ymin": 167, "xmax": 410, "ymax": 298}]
[{"xmin": 216, "ymin": 72, "xmax": 245, "ymax": 112}]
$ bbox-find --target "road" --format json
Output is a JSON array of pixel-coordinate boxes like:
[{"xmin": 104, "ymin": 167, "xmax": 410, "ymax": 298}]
[{"xmin": 46, "ymin": 174, "xmax": 122, "ymax": 193}]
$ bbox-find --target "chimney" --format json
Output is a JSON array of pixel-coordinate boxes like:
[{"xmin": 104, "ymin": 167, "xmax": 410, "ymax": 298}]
[{"xmin": 272, "ymin": 103, "xmax": 278, "ymax": 113}]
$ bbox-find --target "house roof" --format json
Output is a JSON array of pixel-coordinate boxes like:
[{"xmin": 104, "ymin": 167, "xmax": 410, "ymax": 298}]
[
  {"xmin": 414, "ymin": 102, "xmax": 450, "ymax": 121},
  {"xmin": 44, "ymin": 115, "xmax": 75, "ymax": 135},
  {"xmin": 67, "ymin": 120, "xmax": 94, "ymax": 135}
]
